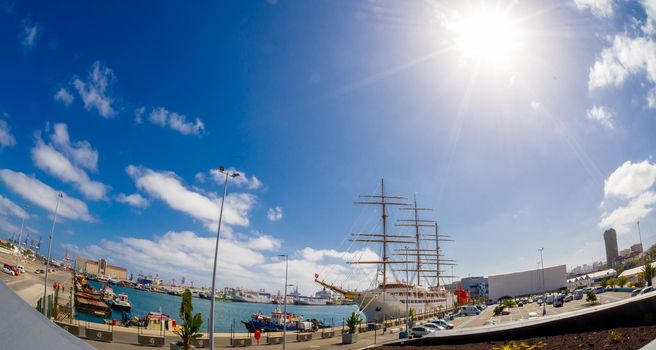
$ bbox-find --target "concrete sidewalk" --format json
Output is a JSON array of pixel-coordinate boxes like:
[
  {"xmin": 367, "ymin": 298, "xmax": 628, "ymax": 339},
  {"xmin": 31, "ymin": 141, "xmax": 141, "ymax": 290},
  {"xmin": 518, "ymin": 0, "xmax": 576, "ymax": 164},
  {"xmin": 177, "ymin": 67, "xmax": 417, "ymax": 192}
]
[{"xmin": 85, "ymin": 328, "xmax": 404, "ymax": 350}]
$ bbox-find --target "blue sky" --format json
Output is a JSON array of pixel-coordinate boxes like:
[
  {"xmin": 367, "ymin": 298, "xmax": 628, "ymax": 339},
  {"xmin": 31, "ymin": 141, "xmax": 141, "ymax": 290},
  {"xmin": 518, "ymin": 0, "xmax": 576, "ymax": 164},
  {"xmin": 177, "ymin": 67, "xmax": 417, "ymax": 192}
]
[{"xmin": 1, "ymin": 0, "xmax": 656, "ymax": 294}]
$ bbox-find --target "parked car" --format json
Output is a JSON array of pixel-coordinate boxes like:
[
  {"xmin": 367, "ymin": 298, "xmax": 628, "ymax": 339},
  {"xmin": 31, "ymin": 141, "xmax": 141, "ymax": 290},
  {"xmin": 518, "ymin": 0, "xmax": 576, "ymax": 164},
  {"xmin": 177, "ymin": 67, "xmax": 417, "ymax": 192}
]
[
  {"xmin": 632, "ymin": 288, "xmax": 642, "ymax": 297},
  {"xmin": 594, "ymin": 286, "xmax": 605, "ymax": 294},
  {"xmin": 16, "ymin": 264, "xmax": 25, "ymax": 273},
  {"xmin": 527, "ymin": 312, "xmax": 539, "ymax": 319},
  {"xmin": 536, "ymin": 298, "xmax": 543, "ymax": 305},
  {"xmin": 35, "ymin": 268, "xmax": 44, "ymax": 274},
  {"xmin": 501, "ymin": 308, "xmax": 510, "ymax": 315},
  {"xmin": 546, "ymin": 295, "xmax": 555, "ymax": 304},
  {"xmin": 553, "ymin": 295, "xmax": 564, "ymax": 307},
  {"xmin": 574, "ymin": 290, "xmax": 584, "ymax": 300},
  {"xmin": 2, "ymin": 266, "xmax": 15, "ymax": 276},
  {"xmin": 517, "ymin": 301, "xmax": 524, "ymax": 307},
  {"xmin": 460, "ymin": 306, "xmax": 480, "ymax": 316},
  {"xmin": 410, "ymin": 326, "xmax": 435, "ymax": 338},
  {"xmin": 640, "ymin": 287, "xmax": 655, "ymax": 295},
  {"xmin": 430, "ymin": 319, "xmax": 454, "ymax": 329},
  {"xmin": 2, "ymin": 263, "xmax": 19, "ymax": 276},
  {"xmin": 564, "ymin": 295, "xmax": 573, "ymax": 302},
  {"xmin": 423, "ymin": 323, "xmax": 446, "ymax": 331}
]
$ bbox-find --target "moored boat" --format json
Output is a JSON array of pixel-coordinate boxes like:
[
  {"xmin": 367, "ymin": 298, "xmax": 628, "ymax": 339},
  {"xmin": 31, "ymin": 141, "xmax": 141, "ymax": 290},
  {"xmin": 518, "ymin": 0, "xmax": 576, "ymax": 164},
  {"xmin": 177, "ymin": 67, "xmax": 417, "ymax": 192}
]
[{"xmin": 111, "ymin": 293, "xmax": 132, "ymax": 312}]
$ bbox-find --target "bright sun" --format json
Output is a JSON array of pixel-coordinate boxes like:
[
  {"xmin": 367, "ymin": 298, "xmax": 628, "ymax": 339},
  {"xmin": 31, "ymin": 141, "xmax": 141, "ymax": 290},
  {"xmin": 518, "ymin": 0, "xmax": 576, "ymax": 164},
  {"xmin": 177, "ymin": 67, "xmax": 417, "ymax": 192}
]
[{"xmin": 450, "ymin": 9, "xmax": 521, "ymax": 66}]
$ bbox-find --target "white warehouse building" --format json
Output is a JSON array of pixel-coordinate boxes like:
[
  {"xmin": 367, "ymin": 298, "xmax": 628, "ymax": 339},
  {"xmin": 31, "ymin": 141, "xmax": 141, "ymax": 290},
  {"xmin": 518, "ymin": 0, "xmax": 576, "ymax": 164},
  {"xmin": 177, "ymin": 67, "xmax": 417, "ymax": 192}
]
[{"xmin": 488, "ymin": 264, "xmax": 567, "ymax": 301}]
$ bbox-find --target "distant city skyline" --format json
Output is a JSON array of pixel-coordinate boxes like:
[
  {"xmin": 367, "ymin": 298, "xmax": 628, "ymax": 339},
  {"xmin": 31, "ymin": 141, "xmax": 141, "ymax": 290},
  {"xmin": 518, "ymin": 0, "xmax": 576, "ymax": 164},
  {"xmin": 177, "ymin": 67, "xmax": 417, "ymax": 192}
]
[{"xmin": 1, "ymin": 1, "xmax": 656, "ymax": 294}]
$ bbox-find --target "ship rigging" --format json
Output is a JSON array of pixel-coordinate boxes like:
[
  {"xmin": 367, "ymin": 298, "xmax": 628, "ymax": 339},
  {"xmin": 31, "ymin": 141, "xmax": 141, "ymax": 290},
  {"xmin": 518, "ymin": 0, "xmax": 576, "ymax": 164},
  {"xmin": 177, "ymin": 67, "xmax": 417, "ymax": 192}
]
[{"xmin": 314, "ymin": 179, "xmax": 457, "ymax": 322}]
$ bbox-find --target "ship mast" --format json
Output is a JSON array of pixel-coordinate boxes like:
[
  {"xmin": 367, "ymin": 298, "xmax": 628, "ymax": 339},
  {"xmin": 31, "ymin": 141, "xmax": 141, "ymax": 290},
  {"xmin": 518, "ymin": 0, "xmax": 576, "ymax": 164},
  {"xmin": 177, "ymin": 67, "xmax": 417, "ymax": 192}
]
[
  {"xmin": 394, "ymin": 196, "xmax": 457, "ymax": 289},
  {"xmin": 351, "ymin": 179, "xmax": 410, "ymax": 287},
  {"xmin": 397, "ymin": 196, "xmax": 434, "ymax": 286}
]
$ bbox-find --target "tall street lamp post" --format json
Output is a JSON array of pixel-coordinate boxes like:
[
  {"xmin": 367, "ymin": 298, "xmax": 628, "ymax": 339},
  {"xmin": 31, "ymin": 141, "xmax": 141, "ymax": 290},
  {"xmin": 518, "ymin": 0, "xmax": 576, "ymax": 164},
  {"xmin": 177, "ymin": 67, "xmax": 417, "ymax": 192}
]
[
  {"xmin": 538, "ymin": 248, "xmax": 546, "ymax": 316},
  {"xmin": 209, "ymin": 166, "xmax": 239, "ymax": 350},
  {"xmin": 43, "ymin": 192, "xmax": 63, "ymax": 317},
  {"xmin": 279, "ymin": 254, "xmax": 290, "ymax": 350},
  {"xmin": 638, "ymin": 221, "xmax": 644, "ymax": 254}
]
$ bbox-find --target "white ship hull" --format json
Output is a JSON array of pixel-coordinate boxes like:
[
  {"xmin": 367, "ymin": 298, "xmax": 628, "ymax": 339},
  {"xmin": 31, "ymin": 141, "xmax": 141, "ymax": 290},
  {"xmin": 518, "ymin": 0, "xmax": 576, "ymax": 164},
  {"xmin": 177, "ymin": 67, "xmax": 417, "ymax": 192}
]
[{"xmin": 352, "ymin": 285, "xmax": 454, "ymax": 322}]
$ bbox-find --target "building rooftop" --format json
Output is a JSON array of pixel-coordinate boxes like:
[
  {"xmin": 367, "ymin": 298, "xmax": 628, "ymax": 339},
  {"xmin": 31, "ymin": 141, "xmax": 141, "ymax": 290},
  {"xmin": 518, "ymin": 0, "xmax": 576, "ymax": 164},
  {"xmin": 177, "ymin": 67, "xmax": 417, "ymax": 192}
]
[{"xmin": 618, "ymin": 262, "xmax": 656, "ymax": 278}]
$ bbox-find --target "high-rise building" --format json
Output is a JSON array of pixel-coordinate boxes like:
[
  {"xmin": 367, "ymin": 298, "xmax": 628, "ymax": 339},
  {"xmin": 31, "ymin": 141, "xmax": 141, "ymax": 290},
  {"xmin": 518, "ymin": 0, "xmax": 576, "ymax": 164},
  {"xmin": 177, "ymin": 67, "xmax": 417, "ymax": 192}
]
[{"xmin": 604, "ymin": 228, "xmax": 619, "ymax": 268}]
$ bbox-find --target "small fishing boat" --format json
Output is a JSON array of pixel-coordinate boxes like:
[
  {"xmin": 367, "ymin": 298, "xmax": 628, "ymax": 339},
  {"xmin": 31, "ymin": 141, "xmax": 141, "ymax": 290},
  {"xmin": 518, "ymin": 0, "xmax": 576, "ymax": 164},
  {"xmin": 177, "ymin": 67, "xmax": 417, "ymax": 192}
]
[
  {"xmin": 111, "ymin": 293, "xmax": 132, "ymax": 312},
  {"xmin": 241, "ymin": 304, "xmax": 325, "ymax": 332},
  {"xmin": 100, "ymin": 284, "xmax": 115, "ymax": 304}
]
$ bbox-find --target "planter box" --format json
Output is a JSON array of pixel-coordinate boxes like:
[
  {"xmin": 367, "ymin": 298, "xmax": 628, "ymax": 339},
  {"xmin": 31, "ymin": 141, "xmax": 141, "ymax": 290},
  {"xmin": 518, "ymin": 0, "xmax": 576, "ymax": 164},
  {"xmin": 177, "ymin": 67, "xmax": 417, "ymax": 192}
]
[
  {"xmin": 321, "ymin": 331, "xmax": 334, "ymax": 339},
  {"xmin": 54, "ymin": 321, "xmax": 79, "ymax": 336},
  {"xmin": 192, "ymin": 338, "xmax": 209, "ymax": 348},
  {"xmin": 138, "ymin": 334, "xmax": 165, "ymax": 347},
  {"xmin": 85, "ymin": 328, "xmax": 113, "ymax": 343},
  {"xmin": 170, "ymin": 343, "xmax": 196, "ymax": 350},
  {"xmin": 297, "ymin": 333, "xmax": 312, "ymax": 342},
  {"xmin": 342, "ymin": 333, "xmax": 358, "ymax": 344},
  {"xmin": 231, "ymin": 338, "xmax": 252, "ymax": 347},
  {"xmin": 266, "ymin": 336, "xmax": 282, "ymax": 345}
]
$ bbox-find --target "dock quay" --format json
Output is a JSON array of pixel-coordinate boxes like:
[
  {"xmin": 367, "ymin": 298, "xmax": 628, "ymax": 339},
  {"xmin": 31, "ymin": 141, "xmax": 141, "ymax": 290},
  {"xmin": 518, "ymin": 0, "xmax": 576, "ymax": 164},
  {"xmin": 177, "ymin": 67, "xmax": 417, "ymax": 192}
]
[{"xmin": 53, "ymin": 309, "xmax": 451, "ymax": 349}]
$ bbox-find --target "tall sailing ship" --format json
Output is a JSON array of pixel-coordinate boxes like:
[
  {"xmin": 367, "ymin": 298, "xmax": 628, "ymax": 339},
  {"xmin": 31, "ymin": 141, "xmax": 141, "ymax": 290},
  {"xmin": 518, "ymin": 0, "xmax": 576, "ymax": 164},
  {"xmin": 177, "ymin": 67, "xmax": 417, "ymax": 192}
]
[{"xmin": 315, "ymin": 179, "xmax": 457, "ymax": 322}]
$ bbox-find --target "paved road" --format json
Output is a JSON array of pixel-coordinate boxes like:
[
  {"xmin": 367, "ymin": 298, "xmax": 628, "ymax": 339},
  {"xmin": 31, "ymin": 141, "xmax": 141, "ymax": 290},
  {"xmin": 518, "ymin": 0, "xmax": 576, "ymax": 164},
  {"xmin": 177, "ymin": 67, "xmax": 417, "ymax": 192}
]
[
  {"xmin": 451, "ymin": 292, "xmax": 632, "ymax": 329},
  {"xmin": 1, "ymin": 252, "xmax": 72, "ymax": 307}
]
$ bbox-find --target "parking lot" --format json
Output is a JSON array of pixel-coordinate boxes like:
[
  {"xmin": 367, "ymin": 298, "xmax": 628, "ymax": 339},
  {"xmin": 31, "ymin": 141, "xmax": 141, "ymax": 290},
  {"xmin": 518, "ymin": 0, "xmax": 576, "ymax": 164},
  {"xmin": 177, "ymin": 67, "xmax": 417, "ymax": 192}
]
[{"xmin": 449, "ymin": 292, "xmax": 632, "ymax": 329}]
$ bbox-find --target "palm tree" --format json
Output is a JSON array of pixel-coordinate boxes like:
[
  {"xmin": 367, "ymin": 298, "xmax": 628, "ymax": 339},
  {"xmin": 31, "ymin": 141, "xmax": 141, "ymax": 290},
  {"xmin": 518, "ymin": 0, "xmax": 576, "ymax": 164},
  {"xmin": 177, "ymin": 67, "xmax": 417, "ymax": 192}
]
[
  {"xmin": 174, "ymin": 289, "xmax": 203, "ymax": 349},
  {"xmin": 643, "ymin": 261, "xmax": 655, "ymax": 287},
  {"xmin": 616, "ymin": 275, "xmax": 629, "ymax": 288}
]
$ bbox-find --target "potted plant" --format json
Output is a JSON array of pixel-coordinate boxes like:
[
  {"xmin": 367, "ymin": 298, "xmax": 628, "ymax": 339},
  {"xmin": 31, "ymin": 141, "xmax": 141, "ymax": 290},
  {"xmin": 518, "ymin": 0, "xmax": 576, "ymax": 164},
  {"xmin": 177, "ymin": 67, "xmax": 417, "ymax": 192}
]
[
  {"xmin": 408, "ymin": 307, "xmax": 416, "ymax": 328},
  {"xmin": 342, "ymin": 311, "xmax": 362, "ymax": 344},
  {"xmin": 171, "ymin": 289, "xmax": 203, "ymax": 350}
]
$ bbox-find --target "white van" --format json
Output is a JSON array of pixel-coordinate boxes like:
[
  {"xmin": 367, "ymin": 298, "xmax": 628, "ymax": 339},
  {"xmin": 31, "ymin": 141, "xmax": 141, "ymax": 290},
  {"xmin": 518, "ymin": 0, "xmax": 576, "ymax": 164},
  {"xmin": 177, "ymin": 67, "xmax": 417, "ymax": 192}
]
[
  {"xmin": 460, "ymin": 305, "xmax": 480, "ymax": 316},
  {"xmin": 16, "ymin": 264, "xmax": 25, "ymax": 273}
]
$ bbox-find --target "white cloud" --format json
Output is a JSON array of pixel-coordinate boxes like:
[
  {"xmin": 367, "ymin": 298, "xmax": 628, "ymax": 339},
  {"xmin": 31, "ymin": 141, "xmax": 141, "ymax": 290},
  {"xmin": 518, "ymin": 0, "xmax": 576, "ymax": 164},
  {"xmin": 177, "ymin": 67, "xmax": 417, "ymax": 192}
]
[
  {"xmin": 20, "ymin": 17, "xmax": 40, "ymax": 50},
  {"xmin": 247, "ymin": 235, "xmax": 282, "ymax": 251},
  {"xmin": 147, "ymin": 107, "xmax": 205, "ymax": 136},
  {"xmin": 585, "ymin": 105, "xmax": 615, "ymax": 129},
  {"xmin": 126, "ymin": 165, "xmax": 255, "ymax": 231},
  {"xmin": 640, "ymin": 0, "xmax": 656, "ymax": 36},
  {"xmin": 50, "ymin": 123, "xmax": 98, "ymax": 171},
  {"xmin": 208, "ymin": 167, "xmax": 262, "ymax": 190},
  {"xmin": 599, "ymin": 160, "xmax": 656, "ymax": 233},
  {"xmin": 648, "ymin": 87, "xmax": 656, "ymax": 109},
  {"xmin": 81, "ymin": 229, "xmax": 377, "ymax": 293},
  {"xmin": 31, "ymin": 125, "xmax": 107, "ymax": 201},
  {"xmin": 267, "ymin": 206, "xmax": 284, "ymax": 222},
  {"xmin": 588, "ymin": 35, "xmax": 656, "ymax": 90},
  {"xmin": 53, "ymin": 88, "xmax": 74, "ymax": 107},
  {"xmin": 116, "ymin": 193, "xmax": 149, "ymax": 208},
  {"xmin": 599, "ymin": 191, "xmax": 656, "ymax": 232},
  {"xmin": 134, "ymin": 106, "xmax": 145, "ymax": 124},
  {"xmin": 604, "ymin": 160, "xmax": 656, "ymax": 199},
  {"xmin": 0, "ymin": 194, "xmax": 28, "ymax": 219},
  {"xmin": 72, "ymin": 61, "xmax": 117, "ymax": 118},
  {"xmin": 573, "ymin": 0, "xmax": 614, "ymax": 18},
  {"xmin": 530, "ymin": 100, "xmax": 541, "ymax": 111},
  {"xmin": 0, "ymin": 169, "xmax": 94, "ymax": 222},
  {"xmin": 0, "ymin": 118, "xmax": 16, "ymax": 148}
]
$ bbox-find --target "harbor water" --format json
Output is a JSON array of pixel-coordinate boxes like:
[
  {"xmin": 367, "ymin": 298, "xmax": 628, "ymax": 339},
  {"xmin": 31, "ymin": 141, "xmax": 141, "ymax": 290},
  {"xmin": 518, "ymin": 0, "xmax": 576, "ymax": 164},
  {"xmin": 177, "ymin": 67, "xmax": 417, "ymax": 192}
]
[{"xmin": 76, "ymin": 281, "xmax": 359, "ymax": 333}]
